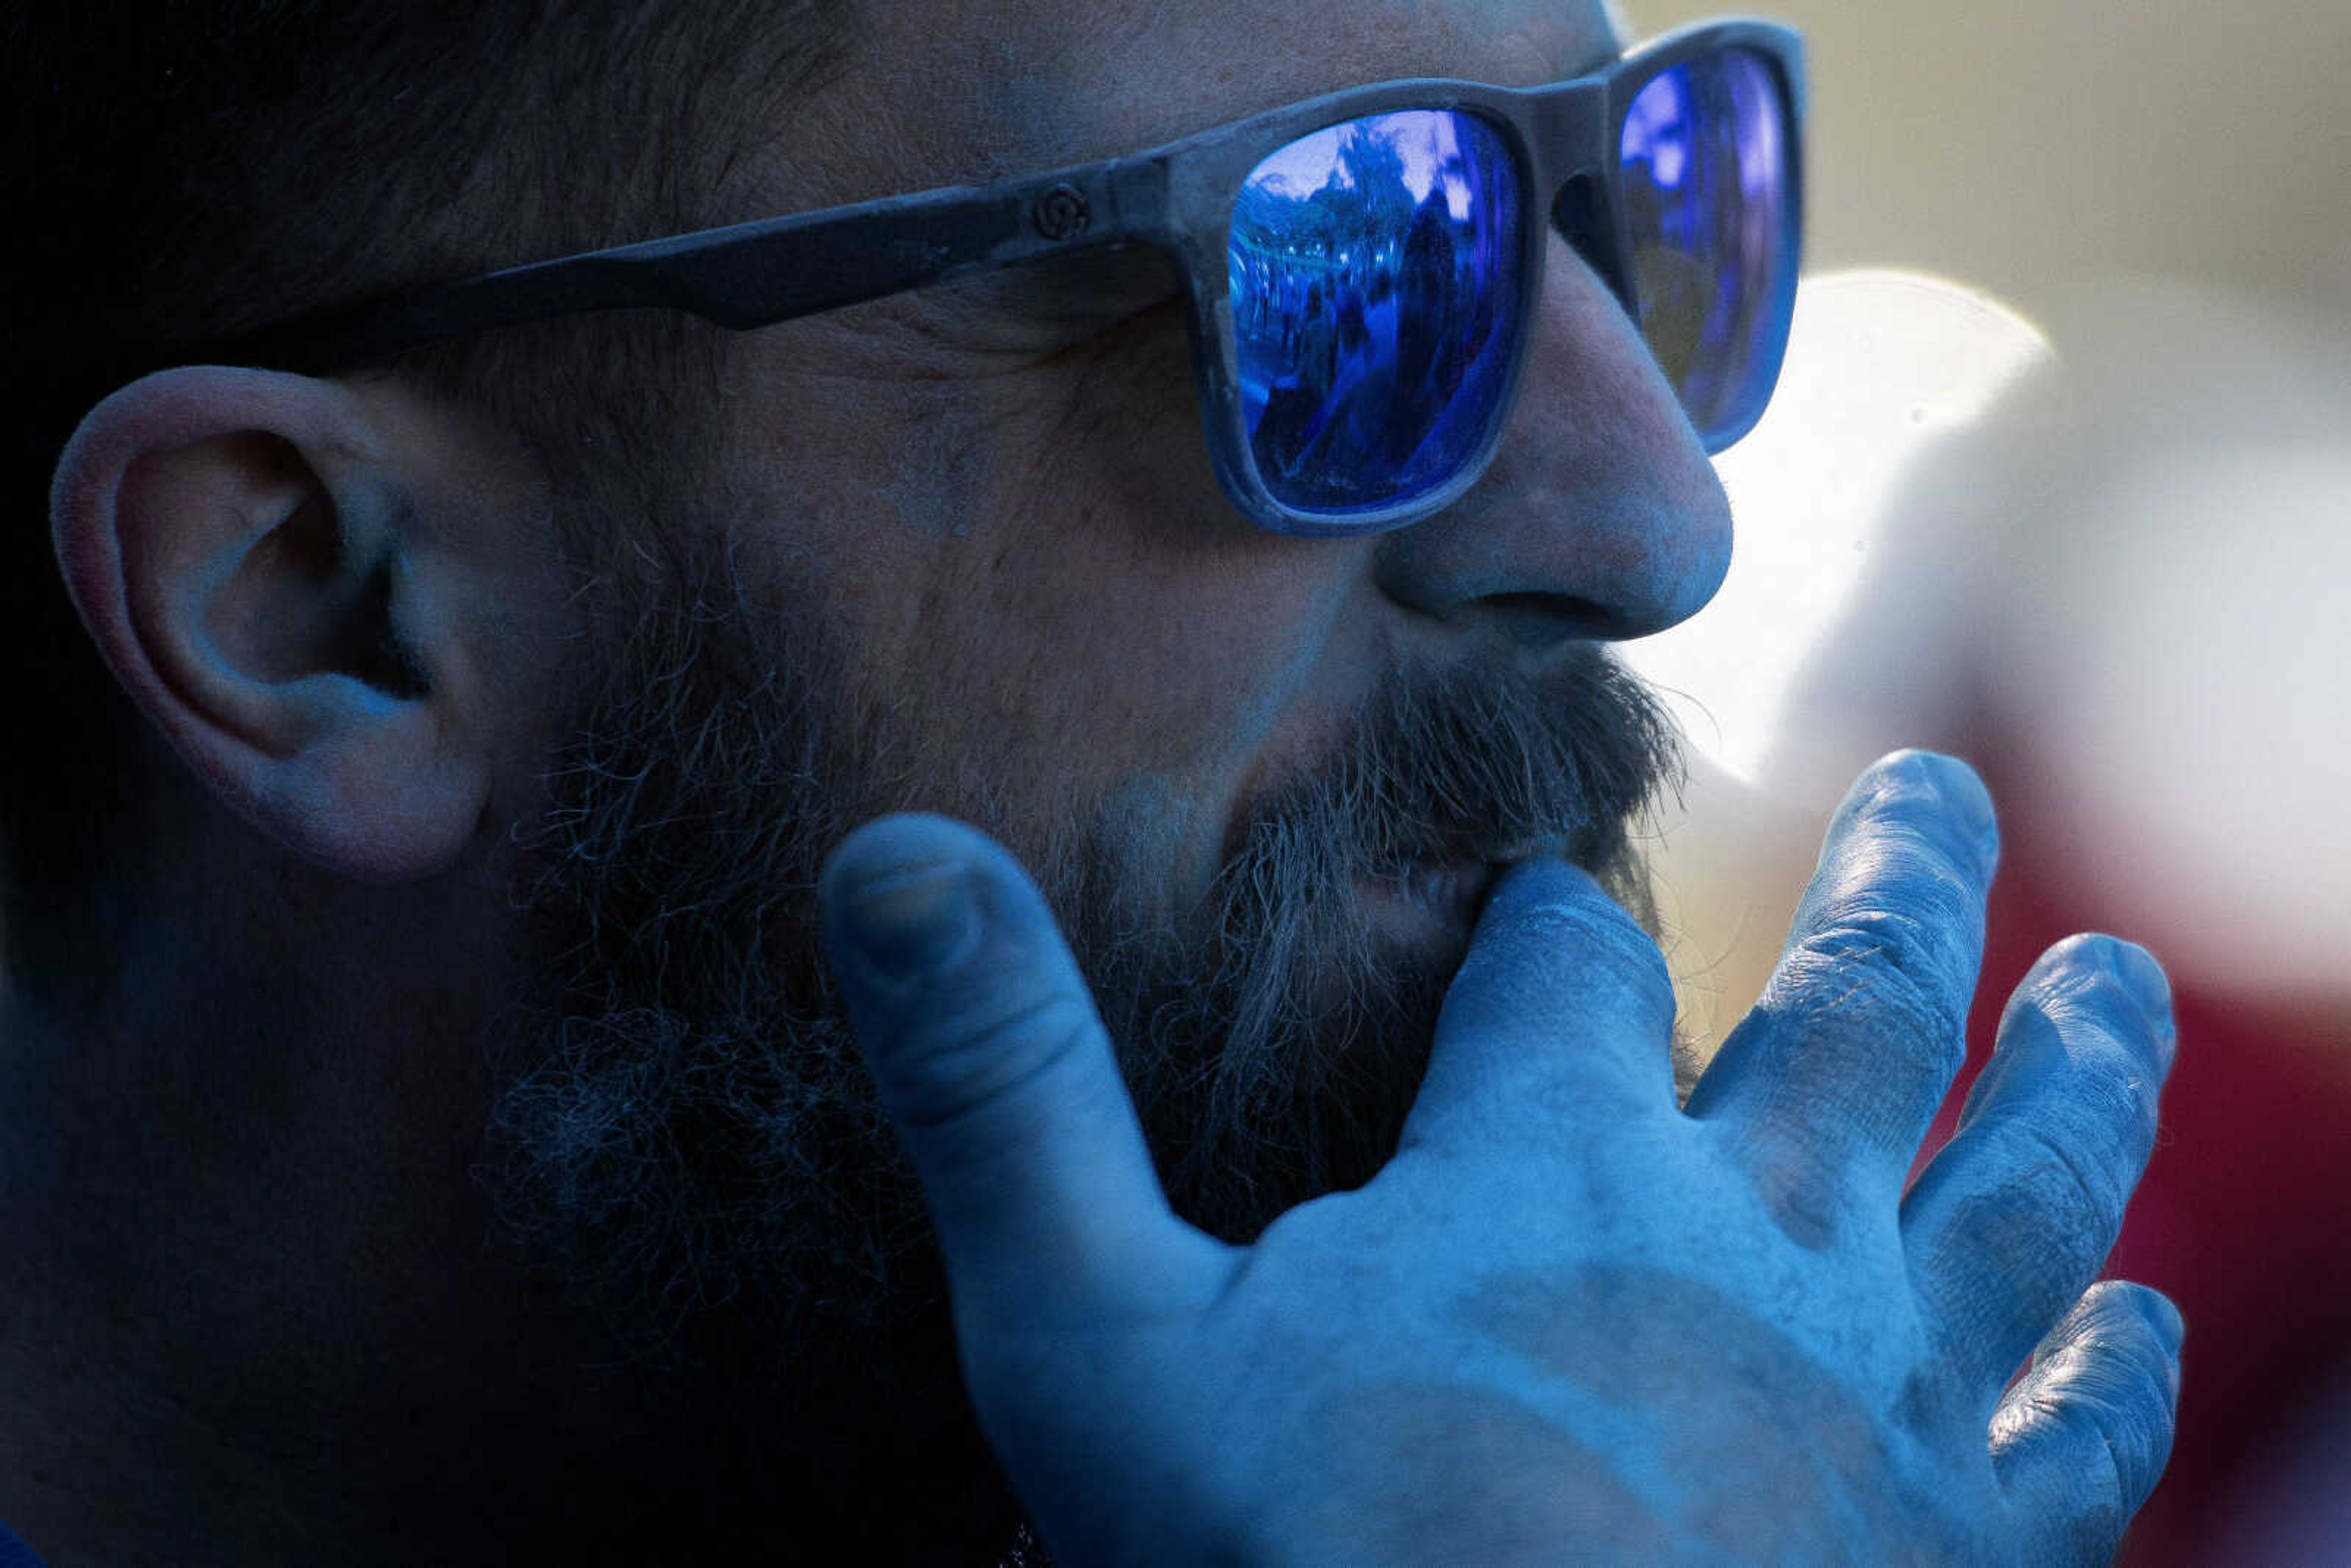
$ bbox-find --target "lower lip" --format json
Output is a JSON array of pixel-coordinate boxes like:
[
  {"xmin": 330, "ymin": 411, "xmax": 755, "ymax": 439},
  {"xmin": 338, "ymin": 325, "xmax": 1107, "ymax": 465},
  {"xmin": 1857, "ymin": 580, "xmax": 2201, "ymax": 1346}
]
[{"xmin": 1355, "ymin": 857, "xmax": 1495, "ymax": 942}]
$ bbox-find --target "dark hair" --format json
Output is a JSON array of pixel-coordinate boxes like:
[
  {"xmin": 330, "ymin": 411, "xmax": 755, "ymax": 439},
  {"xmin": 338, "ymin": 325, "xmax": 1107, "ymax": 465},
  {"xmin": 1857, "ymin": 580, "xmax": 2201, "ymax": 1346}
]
[{"xmin": 1, "ymin": 1, "xmax": 860, "ymax": 983}]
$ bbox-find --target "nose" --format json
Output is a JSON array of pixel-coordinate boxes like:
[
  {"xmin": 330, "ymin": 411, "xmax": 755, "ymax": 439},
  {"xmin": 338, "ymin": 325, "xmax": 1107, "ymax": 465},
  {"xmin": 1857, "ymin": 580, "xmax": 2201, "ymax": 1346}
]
[{"xmin": 1371, "ymin": 230, "xmax": 1734, "ymax": 648}]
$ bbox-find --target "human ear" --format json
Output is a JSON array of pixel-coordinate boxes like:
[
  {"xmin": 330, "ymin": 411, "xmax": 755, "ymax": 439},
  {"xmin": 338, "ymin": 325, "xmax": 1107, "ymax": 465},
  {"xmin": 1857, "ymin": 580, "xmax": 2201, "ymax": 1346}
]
[{"xmin": 48, "ymin": 366, "xmax": 495, "ymax": 883}]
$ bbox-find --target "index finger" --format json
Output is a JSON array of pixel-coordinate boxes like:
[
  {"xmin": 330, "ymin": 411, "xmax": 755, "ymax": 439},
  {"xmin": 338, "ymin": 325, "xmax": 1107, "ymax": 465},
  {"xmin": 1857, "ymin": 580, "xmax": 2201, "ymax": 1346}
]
[{"xmin": 1684, "ymin": 751, "xmax": 1997, "ymax": 1191}]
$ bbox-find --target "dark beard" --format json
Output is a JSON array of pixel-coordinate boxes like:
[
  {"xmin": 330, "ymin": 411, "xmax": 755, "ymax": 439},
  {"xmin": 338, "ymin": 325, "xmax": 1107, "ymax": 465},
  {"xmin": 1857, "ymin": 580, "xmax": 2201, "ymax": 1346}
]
[
  {"xmin": 1091, "ymin": 655, "xmax": 1674, "ymax": 1244},
  {"xmin": 479, "ymin": 544, "xmax": 1680, "ymax": 1562}
]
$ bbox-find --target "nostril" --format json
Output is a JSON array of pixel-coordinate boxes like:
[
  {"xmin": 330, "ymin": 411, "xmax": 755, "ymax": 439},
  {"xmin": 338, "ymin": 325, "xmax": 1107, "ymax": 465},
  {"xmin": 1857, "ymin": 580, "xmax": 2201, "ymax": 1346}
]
[{"xmin": 1483, "ymin": 591, "xmax": 1619, "ymax": 649}]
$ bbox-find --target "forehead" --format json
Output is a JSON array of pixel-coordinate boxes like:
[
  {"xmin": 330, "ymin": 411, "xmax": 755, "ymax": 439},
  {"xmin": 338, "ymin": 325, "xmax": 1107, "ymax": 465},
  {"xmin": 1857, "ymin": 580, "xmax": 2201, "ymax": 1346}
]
[{"xmin": 789, "ymin": 0, "xmax": 1629, "ymax": 199}]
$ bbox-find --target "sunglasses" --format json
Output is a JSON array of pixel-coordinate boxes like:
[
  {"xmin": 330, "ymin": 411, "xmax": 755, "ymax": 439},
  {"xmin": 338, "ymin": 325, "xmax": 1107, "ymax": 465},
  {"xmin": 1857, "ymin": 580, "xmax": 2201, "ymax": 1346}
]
[{"xmin": 216, "ymin": 17, "xmax": 1804, "ymax": 539}]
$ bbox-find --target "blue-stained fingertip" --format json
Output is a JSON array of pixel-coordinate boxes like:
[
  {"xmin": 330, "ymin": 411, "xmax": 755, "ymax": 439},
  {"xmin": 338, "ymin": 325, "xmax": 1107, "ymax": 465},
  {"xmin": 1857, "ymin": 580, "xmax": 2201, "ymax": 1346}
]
[
  {"xmin": 1892, "ymin": 749, "xmax": 1998, "ymax": 870},
  {"xmin": 1480, "ymin": 855, "xmax": 1605, "ymax": 919},
  {"xmin": 2145, "ymin": 1289, "xmax": 2187, "ymax": 1352},
  {"xmin": 822, "ymin": 817, "xmax": 984, "ymax": 981},
  {"xmin": 2107, "ymin": 939, "xmax": 2173, "ymax": 1021}
]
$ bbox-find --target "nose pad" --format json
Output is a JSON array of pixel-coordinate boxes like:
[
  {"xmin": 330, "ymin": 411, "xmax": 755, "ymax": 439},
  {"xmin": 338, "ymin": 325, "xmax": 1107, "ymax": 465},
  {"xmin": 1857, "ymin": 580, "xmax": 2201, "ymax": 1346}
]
[{"xmin": 1550, "ymin": 174, "xmax": 1638, "ymax": 320}]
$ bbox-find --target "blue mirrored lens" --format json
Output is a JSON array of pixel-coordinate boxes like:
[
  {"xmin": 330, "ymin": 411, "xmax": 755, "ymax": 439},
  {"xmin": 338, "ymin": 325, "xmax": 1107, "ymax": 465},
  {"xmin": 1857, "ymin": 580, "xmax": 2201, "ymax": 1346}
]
[
  {"xmin": 1231, "ymin": 110, "xmax": 1524, "ymax": 517},
  {"xmin": 1620, "ymin": 48, "xmax": 1792, "ymax": 445}
]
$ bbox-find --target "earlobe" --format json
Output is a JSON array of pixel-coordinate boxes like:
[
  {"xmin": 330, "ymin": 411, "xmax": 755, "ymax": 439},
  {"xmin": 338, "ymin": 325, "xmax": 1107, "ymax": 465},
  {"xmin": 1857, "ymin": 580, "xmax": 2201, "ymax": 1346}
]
[{"xmin": 48, "ymin": 366, "xmax": 492, "ymax": 883}]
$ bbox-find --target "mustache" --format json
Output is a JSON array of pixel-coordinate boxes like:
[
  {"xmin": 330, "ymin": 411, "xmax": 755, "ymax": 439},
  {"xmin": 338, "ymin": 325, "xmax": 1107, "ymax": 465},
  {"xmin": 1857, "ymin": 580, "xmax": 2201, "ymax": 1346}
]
[
  {"xmin": 1109, "ymin": 645, "xmax": 1682, "ymax": 1234},
  {"xmin": 1221, "ymin": 643, "xmax": 1681, "ymax": 899}
]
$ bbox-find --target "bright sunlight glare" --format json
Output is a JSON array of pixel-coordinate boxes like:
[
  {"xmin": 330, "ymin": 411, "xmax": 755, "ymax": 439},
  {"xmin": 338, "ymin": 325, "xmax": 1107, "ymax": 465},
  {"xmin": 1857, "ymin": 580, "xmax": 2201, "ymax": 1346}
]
[{"xmin": 1619, "ymin": 269, "xmax": 2053, "ymax": 795}]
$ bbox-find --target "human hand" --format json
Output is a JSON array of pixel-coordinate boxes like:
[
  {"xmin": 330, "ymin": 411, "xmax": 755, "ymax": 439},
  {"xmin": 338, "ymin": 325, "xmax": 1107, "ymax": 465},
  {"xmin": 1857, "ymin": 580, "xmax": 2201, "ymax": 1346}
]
[{"xmin": 820, "ymin": 752, "xmax": 2180, "ymax": 1565}]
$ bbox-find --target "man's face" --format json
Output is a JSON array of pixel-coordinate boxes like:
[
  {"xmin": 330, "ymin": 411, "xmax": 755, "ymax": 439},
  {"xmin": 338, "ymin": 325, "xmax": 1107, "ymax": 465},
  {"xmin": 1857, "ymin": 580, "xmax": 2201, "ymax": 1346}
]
[{"xmin": 480, "ymin": 0, "xmax": 1728, "ymax": 1522}]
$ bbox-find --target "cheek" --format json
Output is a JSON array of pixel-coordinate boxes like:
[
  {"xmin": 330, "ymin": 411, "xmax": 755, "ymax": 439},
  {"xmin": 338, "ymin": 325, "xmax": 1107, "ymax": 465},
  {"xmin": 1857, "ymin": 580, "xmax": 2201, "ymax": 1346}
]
[
  {"xmin": 734, "ymin": 329, "xmax": 1374, "ymax": 877},
  {"xmin": 937, "ymin": 359, "xmax": 1359, "ymax": 781},
  {"xmin": 906, "ymin": 550, "xmax": 1337, "ymax": 913},
  {"xmin": 881, "ymin": 402, "xmax": 1005, "ymax": 542},
  {"xmin": 905, "ymin": 502, "xmax": 1338, "ymax": 797}
]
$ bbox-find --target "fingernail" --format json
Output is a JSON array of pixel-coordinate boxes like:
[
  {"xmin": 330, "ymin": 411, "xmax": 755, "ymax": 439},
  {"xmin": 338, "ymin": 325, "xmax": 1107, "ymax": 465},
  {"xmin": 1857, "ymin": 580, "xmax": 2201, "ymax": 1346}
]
[
  {"xmin": 2107, "ymin": 939, "xmax": 2173, "ymax": 1019},
  {"xmin": 1918, "ymin": 752, "xmax": 1998, "ymax": 869},
  {"xmin": 833, "ymin": 859, "xmax": 981, "ymax": 980},
  {"xmin": 2146, "ymin": 1291, "xmax": 2186, "ymax": 1352}
]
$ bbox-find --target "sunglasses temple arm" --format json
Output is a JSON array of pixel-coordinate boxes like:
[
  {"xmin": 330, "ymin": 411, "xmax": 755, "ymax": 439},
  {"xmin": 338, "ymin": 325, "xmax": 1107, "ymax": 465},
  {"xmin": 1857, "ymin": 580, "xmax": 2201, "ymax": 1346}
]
[{"xmin": 201, "ymin": 162, "xmax": 1166, "ymax": 374}]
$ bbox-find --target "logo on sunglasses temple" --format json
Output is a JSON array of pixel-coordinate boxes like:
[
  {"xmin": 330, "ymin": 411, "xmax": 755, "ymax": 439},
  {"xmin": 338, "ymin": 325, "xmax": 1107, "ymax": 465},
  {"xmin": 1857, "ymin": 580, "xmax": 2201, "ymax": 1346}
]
[{"xmin": 1032, "ymin": 184, "xmax": 1092, "ymax": 241}]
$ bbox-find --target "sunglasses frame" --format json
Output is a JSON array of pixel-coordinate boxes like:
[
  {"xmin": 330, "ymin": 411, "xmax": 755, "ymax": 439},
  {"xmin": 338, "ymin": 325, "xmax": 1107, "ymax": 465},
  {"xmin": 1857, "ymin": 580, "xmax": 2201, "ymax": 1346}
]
[{"xmin": 210, "ymin": 16, "xmax": 1804, "ymax": 539}]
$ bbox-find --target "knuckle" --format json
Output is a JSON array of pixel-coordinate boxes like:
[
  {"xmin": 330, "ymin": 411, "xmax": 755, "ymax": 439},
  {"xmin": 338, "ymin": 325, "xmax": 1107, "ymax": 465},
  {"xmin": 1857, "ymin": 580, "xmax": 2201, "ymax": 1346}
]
[
  {"xmin": 877, "ymin": 986, "xmax": 1101, "ymax": 1131},
  {"xmin": 2009, "ymin": 994, "xmax": 2167, "ymax": 1174},
  {"xmin": 1918, "ymin": 1167, "xmax": 2094, "ymax": 1340},
  {"xmin": 2036, "ymin": 1325, "xmax": 2180, "ymax": 1515},
  {"xmin": 2030, "ymin": 1394, "xmax": 2134, "ymax": 1537},
  {"xmin": 1774, "ymin": 926, "xmax": 1966, "ymax": 1080},
  {"xmin": 1796, "ymin": 891, "xmax": 1976, "ymax": 1014},
  {"xmin": 1749, "ymin": 1131, "xmax": 1847, "ymax": 1252},
  {"xmin": 1924, "ymin": 1122, "xmax": 2123, "ymax": 1333},
  {"xmin": 2002, "ymin": 1116, "xmax": 2131, "ymax": 1251},
  {"xmin": 1805, "ymin": 897, "xmax": 1944, "ymax": 966}
]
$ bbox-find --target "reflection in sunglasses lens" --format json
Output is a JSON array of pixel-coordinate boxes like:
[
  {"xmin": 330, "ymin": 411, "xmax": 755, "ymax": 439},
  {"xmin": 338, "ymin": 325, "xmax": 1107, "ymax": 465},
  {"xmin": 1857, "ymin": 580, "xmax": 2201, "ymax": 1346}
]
[
  {"xmin": 1620, "ymin": 47, "xmax": 1791, "ymax": 445},
  {"xmin": 1230, "ymin": 110, "xmax": 1524, "ymax": 516}
]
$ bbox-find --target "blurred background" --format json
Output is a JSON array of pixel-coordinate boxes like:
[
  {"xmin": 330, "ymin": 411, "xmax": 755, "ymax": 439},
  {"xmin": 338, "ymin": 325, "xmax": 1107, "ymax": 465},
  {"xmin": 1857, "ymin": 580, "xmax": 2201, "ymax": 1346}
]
[{"xmin": 1622, "ymin": 1, "xmax": 2351, "ymax": 1561}]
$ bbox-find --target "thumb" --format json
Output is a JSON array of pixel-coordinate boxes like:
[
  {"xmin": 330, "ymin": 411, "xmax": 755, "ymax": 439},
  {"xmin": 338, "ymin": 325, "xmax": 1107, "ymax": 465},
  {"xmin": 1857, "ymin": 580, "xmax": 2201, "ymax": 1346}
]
[{"xmin": 822, "ymin": 813, "xmax": 1214, "ymax": 1321}]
